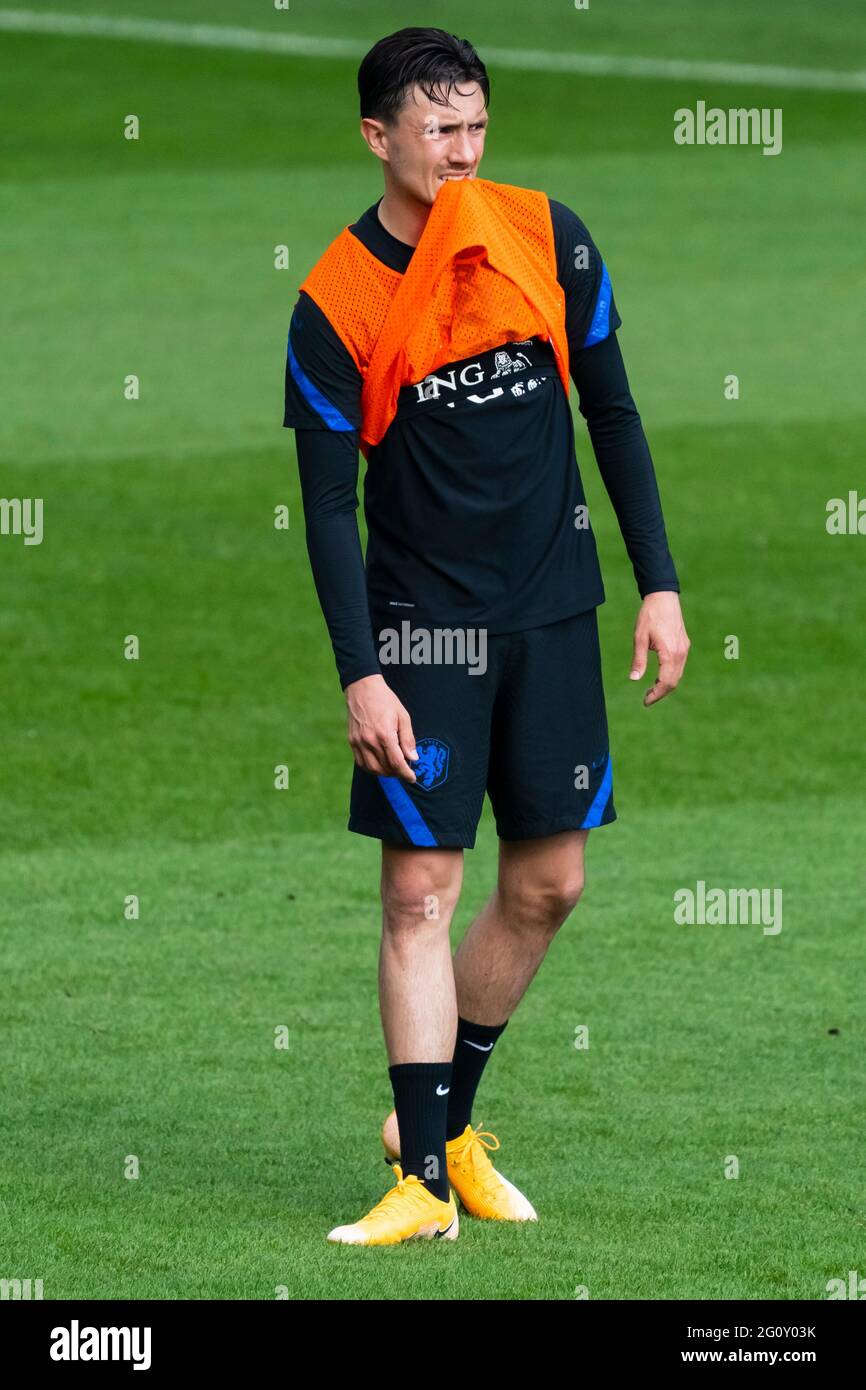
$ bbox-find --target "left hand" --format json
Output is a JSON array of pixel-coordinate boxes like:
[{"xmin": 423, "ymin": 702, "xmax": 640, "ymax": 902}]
[{"xmin": 630, "ymin": 591, "xmax": 690, "ymax": 707}]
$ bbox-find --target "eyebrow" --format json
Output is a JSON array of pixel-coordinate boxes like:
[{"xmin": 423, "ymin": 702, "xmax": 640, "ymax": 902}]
[{"xmin": 430, "ymin": 114, "xmax": 489, "ymax": 131}]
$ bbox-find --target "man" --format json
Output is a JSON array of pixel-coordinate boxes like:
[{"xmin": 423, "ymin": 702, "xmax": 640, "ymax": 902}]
[{"xmin": 284, "ymin": 27, "xmax": 689, "ymax": 1245}]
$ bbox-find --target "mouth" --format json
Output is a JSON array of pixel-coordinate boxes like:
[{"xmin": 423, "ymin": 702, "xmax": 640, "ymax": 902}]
[{"xmin": 437, "ymin": 172, "xmax": 473, "ymax": 182}]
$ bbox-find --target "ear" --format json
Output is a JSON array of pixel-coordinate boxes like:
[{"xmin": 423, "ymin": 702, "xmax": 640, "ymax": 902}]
[{"xmin": 360, "ymin": 117, "xmax": 389, "ymax": 163}]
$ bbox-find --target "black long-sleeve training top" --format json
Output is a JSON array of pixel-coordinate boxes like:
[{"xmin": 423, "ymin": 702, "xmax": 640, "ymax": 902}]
[{"xmin": 284, "ymin": 196, "xmax": 679, "ymax": 688}]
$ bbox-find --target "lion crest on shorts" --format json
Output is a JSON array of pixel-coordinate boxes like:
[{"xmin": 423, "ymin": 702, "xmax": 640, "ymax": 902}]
[{"xmin": 413, "ymin": 737, "xmax": 450, "ymax": 791}]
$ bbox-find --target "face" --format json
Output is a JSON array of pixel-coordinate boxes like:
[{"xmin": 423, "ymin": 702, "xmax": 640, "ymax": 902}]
[{"xmin": 365, "ymin": 82, "xmax": 488, "ymax": 206}]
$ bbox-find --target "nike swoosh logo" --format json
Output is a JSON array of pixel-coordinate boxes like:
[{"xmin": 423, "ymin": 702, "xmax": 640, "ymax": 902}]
[
  {"xmin": 436, "ymin": 1084, "xmax": 450, "ymax": 1095},
  {"xmin": 463, "ymin": 1040, "xmax": 494, "ymax": 1052}
]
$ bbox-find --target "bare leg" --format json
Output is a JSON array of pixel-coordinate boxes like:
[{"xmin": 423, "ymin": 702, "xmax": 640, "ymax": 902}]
[
  {"xmin": 453, "ymin": 830, "xmax": 587, "ymax": 1025},
  {"xmin": 379, "ymin": 842, "xmax": 464, "ymax": 1062}
]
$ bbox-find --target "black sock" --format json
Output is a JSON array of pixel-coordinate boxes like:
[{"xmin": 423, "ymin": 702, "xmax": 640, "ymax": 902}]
[
  {"xmin": 446, "ymin": 1017, "xmax": 508, "ymax": 1141},
  {"xmin": 388, "ymin": 1062, "xmax": 452, "ymax": 1202}
]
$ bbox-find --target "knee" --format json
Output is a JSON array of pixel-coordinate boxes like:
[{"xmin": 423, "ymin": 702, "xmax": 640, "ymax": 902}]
[
  {"xmin": 499, "ymin": 867, "xmax": 585, "ymax": 936},
  {"xmin": 381, "ymin": 852, "xmax": 461, "ymax": 938}
]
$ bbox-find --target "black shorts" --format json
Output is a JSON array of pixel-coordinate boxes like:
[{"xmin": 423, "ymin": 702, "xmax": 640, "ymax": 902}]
[{"xmin": 348, "ymin": 607, "xmax": 615, "ymax": 849}]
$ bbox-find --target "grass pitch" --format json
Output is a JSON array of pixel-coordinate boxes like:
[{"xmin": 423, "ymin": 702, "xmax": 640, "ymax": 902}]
[{"xmin": 1, "ymin": 0, "xmax": 863, "ymax": 1299}]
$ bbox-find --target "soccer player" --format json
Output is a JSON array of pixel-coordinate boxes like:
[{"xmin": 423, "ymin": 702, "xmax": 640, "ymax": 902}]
[{"xmin": 284, "ymin": 28, "xmax": 690, "ymax": 1245}]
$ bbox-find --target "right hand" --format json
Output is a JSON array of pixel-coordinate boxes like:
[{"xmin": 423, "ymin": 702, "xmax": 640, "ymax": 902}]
[{"xmin": 345, "ymin": 674, "xmax": 419, "ymax": 781}]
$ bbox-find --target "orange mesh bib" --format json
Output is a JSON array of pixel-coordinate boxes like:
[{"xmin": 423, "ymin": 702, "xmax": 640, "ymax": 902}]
[{"xmin": 299, "ymin": 178, "xmax": 570, "ymax": 455}]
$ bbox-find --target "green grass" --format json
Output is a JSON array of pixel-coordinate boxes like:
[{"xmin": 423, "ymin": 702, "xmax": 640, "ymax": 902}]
[{"xmin": 1, "ymin": 0, "xmax": 864, "ymax": 1299}]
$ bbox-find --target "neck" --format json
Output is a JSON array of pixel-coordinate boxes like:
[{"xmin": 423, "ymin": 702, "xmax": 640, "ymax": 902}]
[{"xmin": 377, "ymin": 183, "xmax": 432, "ymax": 249}]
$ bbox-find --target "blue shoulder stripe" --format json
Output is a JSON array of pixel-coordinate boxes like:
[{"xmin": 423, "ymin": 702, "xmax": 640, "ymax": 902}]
[
  {"xmin": 286, "ymin": 332, "xmax": 355, "ymax": 432},
  {"xmin": 582, "ymin": 262, "xmax": 613, "ymax": 348}
]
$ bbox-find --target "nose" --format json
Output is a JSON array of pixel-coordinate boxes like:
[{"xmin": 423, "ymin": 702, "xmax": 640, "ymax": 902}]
[{"xmin": 450, "ymin": 127, "xmax": 475, "ymax": 169}]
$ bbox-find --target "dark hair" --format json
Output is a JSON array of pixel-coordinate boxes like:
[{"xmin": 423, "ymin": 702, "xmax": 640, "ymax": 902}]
[{"xmin": 358, "ymin": 27, "xmax": 490, "ymax": 125}]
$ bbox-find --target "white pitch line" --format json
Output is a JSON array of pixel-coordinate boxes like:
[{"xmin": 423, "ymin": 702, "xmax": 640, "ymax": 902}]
[{"xmin": 1, "ymin": 9, "xmax": 865, "ymax": 93}]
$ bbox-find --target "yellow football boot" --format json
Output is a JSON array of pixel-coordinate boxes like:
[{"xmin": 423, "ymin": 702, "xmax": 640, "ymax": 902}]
[
  {"xmin": 382, "ymin": 1112, "xmax": 537, "ymax": 1222},
  {"xmin": 327, "ymin": 1163, "xmax": 458, "ymax": 1245}
]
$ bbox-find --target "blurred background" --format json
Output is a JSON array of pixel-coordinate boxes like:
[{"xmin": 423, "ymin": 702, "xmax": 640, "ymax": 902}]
[{"xmin": 1, "ymin": 0, "xmax": 863, "ymax": 1300}]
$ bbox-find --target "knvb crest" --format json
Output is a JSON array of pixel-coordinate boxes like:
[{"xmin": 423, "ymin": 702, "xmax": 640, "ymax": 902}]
[{"xmin": 413, "ymin": 738, "xmax": 450, "ymax": 791}]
